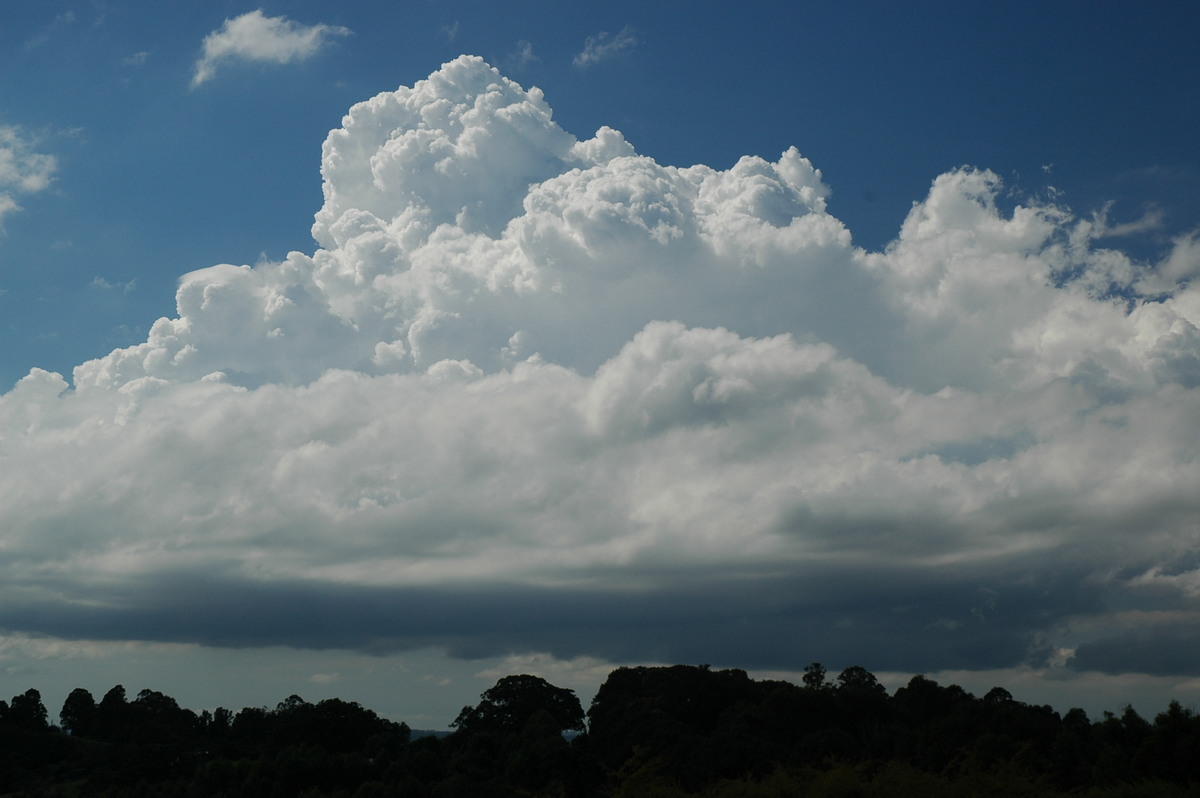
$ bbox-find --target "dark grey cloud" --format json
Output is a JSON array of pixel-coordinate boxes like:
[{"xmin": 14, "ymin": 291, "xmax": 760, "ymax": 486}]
[
  {"xmin": 0, "ymin": 552, "xmax": 1106, "ymax": 677},
  {"xmin": 1072, "ymin": 623, "xmax": 1200, "ymax": 676}
]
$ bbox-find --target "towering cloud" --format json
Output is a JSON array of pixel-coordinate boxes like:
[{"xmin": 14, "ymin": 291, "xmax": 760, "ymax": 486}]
[{"xmin": 2, "ymin": 57, "xmax": 1198, "ymax": 681}]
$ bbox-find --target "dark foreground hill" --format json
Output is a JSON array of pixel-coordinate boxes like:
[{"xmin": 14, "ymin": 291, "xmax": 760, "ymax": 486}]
[{"xmin": 2, "ymin": 664, "xmax": 1198, "ymax": 796}]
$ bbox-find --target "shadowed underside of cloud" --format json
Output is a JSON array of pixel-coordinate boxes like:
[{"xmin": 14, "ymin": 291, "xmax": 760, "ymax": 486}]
[
  {"xmin": 0, "ymin": 558, "xmax": 1102, "ymax": 672},
  {"xmin": 1072, "ymin": 624, "xmax": 1200, "ymax": 676},
  {"xmin": 2, "ymin": 56, "xmax": 1199, "ymax": 680}
]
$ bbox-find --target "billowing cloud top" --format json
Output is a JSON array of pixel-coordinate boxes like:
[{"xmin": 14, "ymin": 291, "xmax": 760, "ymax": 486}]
[
  {"xmin": 3, "ymin": 57, "xmax": 1199, "ymax": 677},
  {"xmin": 192, "ymin": 9, "xmax": 351, "ymax": 87}
]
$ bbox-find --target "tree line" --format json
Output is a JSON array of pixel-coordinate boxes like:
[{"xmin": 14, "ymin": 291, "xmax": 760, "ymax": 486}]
[{"xmin": 1, "ymin": 663, "xmax": 1198, "ymax": 796}]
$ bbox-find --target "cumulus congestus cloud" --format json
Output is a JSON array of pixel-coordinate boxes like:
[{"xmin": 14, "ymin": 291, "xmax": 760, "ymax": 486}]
[{"xmin": 2, "ymin": 56, "xmax": 1199, "ymax": 677}]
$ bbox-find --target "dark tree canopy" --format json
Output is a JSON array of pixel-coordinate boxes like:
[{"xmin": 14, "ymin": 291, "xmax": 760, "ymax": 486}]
[
  {"xmin": 59, "ymin": 688, "xmax": 96, "ymax": 736},
  {"xmin": 7, "ymin": 688, "xmax": 48, "ymax": 730},
  {"xmin": 836, "ymin": 665, "xmax": 887, "ymax": 695},
  {"xmin": 99, "ymin": 684, "xmax": 126, "ymax": 708},
  {"xmin": 4, "ymin": 663, "xmax": 1200, "ymax": 796},
  {"xmin": 802, "ymin": 661, "xmax": 827, "ymax": 689},
  {"xmin": 452, "ymin": 674, "xmax": 585, "ymax": 737}
]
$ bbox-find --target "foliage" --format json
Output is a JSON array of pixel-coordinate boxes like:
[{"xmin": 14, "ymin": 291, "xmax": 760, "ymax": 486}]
[
  {"xmin": 0, "ymin": 663, "xmax": 1198, "ymax": 795},
  {"xmin": 452, "ymin": 673, "xmax": 585, "ymax": 736}
]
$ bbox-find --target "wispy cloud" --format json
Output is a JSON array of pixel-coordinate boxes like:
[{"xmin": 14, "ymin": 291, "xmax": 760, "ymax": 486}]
[
  {"xmin": 191, "ymin": 9, "xmax": 351, "ymax": 88},
  {"xmin": 0, "ymin": 126, "xmax": 56, "ymax": 228},
  {"xmin": 22, "ymin": 10, "xmax": 76, "ymax": 52},
  {"xmin": 506, "ymin": 40, "xmax": 538, "ymax": 70},
  {"xmin": 90, "ymin": 276, "xmax": 137, "ymax": 293},
  {"xmin": 122, "ymin": 50, "xmax": 150, "ymax": 68},
  {"xmin": 1091, "ymin": 205, "xmax": 1165, "ymax": 238},
  {"xmin": 573, "ymin": 26, "xmax": 638, "ymax": 67}
]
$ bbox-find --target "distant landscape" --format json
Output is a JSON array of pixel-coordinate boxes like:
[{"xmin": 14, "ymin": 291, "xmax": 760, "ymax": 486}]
[{"xmin": 2, "ymin": 663, "xmax": 1198, "ymax": 796}]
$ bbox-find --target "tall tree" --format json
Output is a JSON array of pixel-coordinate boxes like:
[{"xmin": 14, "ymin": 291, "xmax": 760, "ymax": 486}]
[
  {"xmin": 7, "ymin": 689, "xmax": 49, "ymax": 730},
  {"xmin": 59, "ymin": 687, "xmax": 97, "ymax": 736},
  {"xmin": 803, "ymin": 661, "xmax": 827, "ymax": 690}
]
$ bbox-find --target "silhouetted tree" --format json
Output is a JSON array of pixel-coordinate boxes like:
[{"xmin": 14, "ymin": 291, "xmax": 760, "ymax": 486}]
[
  {"xmin": 99, "ymin": 684, "xmax": 126, "ymax": 708},
  {"xmin": 984, "ymin": 685, "xmax": 1015, "ymax": 704},
  {"xmin": 127, "ymin": 688, "xmax": 198, "ymax": 744},
  {"xmin": 453, "ymin": 674, "xmax": 584, "ymax": 737},
  {"xmin": 231, "ymin": 705, "xmax": 270, "ymax": 743},
  {"xmin": 7, "ymin": 689, "xmax": 49, "ymax": 730},
  {"xmin": 91, "ymin": 684, "xmax": 131, "ymax": 740},
  {"xmin": 803, "ymin": 661, "xmax": 827, "ymax": 690},
  {"xmin": 307, "ymin": 697, "xmax": 405, "ymax": 752},
  {"xmin": 835, "ymin": 665, "xmax": 886, "ymax": 696},
  {"xmin": 1094, "ymin": 704, "xmax": 1151, "ymax": 782},
  {"xmin": 450, "ymin": 674, "xmax": 585, "ymax": 794},
  {"xmin": 210, "ymin": 706, "xmax": 233, "ymax": 735},
  {"xmin": 60, "ymin": 687, "xmax": 97, "ymax": 736},
  {"xmin": 1145, "ymin": 700, "xmax": 1200, "ymax": 783},
  {"xmin": 7, "ymin": 662, "xmax": 1200, "ymax": 796},
  {"xmin": 586, "ymin": 664, "xmax": 800, "ymax": 790}
]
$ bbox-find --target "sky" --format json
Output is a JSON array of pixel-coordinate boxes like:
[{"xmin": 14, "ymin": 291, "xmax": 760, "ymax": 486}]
[{"xmin": 1, "ymin": 1, "xmax": 1199, "ymax": 729}]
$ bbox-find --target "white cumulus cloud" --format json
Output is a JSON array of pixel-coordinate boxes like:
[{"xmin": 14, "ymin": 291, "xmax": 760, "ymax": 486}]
[
  {"xmin": 192, "ymin": 9, "xmax": 351, "ymax": 88},
  {"xmin": 3, "ymin": 56, "xmax": 1200, "ymax": 685}
]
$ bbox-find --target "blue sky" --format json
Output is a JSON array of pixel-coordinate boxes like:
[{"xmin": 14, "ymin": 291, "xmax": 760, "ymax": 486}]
[{"xmin": 2, "ymin": 1, "xmax": 1200, "ymax": 728}]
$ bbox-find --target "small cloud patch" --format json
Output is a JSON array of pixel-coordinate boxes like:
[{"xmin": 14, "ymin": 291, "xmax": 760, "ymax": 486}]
[
  {"xmin": 192, "ymin": 10, "xmax": 351, "ymax": 88},
  {"xmin": 573, "ymin": 27, "xmax": 638, "ymax": 67}
]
